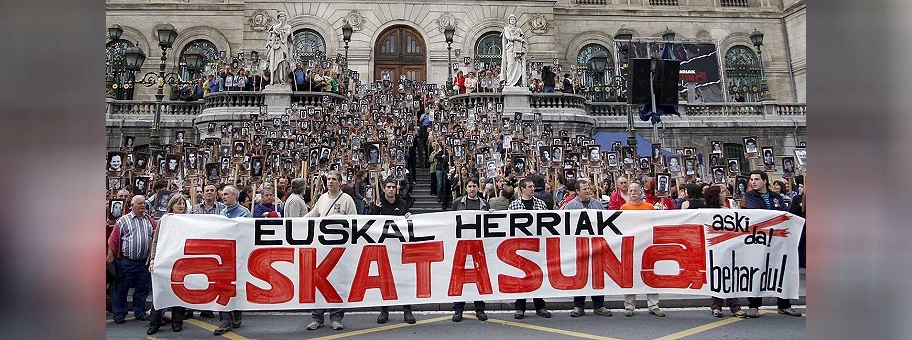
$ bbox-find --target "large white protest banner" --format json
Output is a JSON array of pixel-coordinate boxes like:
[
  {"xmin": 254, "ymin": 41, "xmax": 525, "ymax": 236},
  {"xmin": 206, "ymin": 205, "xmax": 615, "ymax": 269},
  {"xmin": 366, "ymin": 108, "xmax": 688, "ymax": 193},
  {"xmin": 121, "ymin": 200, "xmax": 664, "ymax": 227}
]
[{"xmin": 151, "ymin": 210, "xmax": 804, "ymax": 310}]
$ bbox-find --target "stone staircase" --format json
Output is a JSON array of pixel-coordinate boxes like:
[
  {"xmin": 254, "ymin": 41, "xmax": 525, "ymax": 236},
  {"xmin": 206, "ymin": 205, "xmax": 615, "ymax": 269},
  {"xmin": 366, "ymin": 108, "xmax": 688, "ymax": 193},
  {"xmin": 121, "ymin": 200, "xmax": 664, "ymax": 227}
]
[{"xmin": 409, "ymin": 166, "xmax": 443, "ymax": 215}]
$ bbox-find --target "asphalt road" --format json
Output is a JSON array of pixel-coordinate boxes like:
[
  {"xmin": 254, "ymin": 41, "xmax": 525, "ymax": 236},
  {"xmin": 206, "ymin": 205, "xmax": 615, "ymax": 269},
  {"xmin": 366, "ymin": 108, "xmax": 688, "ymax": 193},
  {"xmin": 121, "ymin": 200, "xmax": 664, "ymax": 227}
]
[{"xmin": 106, "ymin": 306, "xmax": 805, "ymax": 339}]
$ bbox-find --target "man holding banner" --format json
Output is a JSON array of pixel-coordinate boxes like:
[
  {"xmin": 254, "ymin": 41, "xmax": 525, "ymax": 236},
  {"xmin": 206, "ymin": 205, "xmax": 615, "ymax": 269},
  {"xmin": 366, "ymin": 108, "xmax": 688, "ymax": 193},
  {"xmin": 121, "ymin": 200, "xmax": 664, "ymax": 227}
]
[
  {"xmin": 372, "ymin": 178, "xmax": 416, "ymax": 324},
  {"xmin": 562, "ymin": 178, "xmax": 613, "ymax": 318},
  {"xmin": 214, "ymin": 185, "xmax": 251, "ymax": 336},
  {"xmin": 450, "ymin": 178, "xmax": 490, "ymax": 322},
  {"xmin": 508, "ymin": 178, "xmax": 551, "ymax": 319},
  {"xmin": 620, "ymin": 182, "xmax": 665, "ymax": 317},
  {"xmin": 744, "ymin": 170, "xmax": 802, "ymax": 318}
]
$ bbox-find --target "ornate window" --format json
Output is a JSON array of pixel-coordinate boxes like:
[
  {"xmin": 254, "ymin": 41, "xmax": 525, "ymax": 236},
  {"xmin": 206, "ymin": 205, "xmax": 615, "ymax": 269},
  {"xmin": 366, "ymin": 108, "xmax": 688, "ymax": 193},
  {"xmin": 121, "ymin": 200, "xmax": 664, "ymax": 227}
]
[
  {"xmin": 576, "ymin": 43, "xmax": 616, "ymax": 91},
  {"xmin": 724, "ymin": 45, "xmax": 762, "ymax": 102},
  {"xmin": 178, "ymin": 39, "xmax": 219, "ymax": 80},
  {"xmin": 474, "ymin": 32, "xmax": 502, "ymax": 69},
  {"xmin": 106, "ymin": 39, "xmax": 136, "ymax": 100},
  {"xmin": 292, "ymin": 29, "xmax": 326, "ymax": 63}
]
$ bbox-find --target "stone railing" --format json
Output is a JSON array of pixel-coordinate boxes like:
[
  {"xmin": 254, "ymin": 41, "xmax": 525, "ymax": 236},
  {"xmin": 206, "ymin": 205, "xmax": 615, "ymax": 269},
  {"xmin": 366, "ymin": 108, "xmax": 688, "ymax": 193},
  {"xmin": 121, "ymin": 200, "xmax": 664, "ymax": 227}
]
[
  {"xmin": 683, "ymin": 102, "xmax": 763, "ymax": 116},
  {"xmin": 291, "ymin": 91, "xmax": 348, "ymax": 107},
  {"xmin": 203, "ymin": 91, "xmax": 264, "ymax": 109},
  {"xmin": 530, "ymin": 93, "xmax": 588, "ymax": 109},
  {"xmin": 587, "ymin": 102, "xmax": 630, "ymax": 116},
  {"xmin": 775, "ymin": 103, "xmax": 807, "ymax": 116},
  {"xmin": 575, "ymin": 0, "xmax": 607, "ymax": 4},
  {"xmin": 448, "ymin": 92, "xmax": 504, "ymax": 109},
  {"xmin": 107, "ymin": 99, "xmax": 203, "ymax": 116}
]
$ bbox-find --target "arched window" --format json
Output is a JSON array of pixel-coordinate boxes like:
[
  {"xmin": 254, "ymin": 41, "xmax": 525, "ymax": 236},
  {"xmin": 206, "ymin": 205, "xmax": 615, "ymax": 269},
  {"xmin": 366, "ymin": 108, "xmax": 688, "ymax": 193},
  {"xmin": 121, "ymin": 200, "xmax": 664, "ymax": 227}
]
[
  {"xmin": 724, "ymin": 45, "xmax": 762, "ymax": 102},
  {"xmin": 474, "ymin": 32, "xmax": 502, "ymax": 69},
  {"xmin": 292, "ymin": 29, "xmax": 326, "ymax": 64},
  {"xmin": 106, "ymin": 39, "xmax": 136, "ymax": 100},
  {"xmin": 178, "ymin": 39, "xmax": 219, "ymax": 80},
  {"xmin": 577, "ymin": 43, "xmax": 616, "ymax": 91}
]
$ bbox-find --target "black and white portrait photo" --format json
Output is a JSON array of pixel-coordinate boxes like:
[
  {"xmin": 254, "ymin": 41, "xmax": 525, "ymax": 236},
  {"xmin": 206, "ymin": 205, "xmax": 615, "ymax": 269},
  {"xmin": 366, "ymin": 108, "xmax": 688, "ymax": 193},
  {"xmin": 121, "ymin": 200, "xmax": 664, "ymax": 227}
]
[
  {"xmin": 712, "ymin": 167, "xmax": 726, "ymax": 184},
  {"xmin": 611, "ymin": 141, "xmax": 622, "ymax": 152},
  {"xmin": 794, "ymin": 148, "xmax": 807, "ymax": 167},
  {"xmin": 711, "ymin": 141, "xmax": 723, "ymax": 154},
  {"xmin": 185, "ymin": 149, "xmax": 198, "ymax": 170},
  {"xmin": 762, "ymin": 147, "xmax": 774, "ymax": 165},
  {"xmin": 133, "ymin": 176, "xmax": 150, "ymax": 195},
  {"xmin": 125, "ymin": 153, "xmax": 134, "ymax": 168},
  {"xmin": 735, "ymin": 176, "xmax": 750, "ymax": 197},
  {"xmin": 589, "ymin": 146, "xmax": 602, "ymax": 163},
  {"xmin": 123, "ymin": 136, "xmax": 134, "ymax": 150},
  {"xmin": 207, "ymin": 122, "xmax": 216, "ymax": 133},
  {"xmin": 107, "ymin": 151, "xmax": 125, "ymax": 172},
  {"xmin": 205, "ymin": 163, "xmax": 220, "ymax": 182},
  {"xmin": 220, "ymin": 156, "xmax": 231, "ymax": 175},
  {"xmin": 174, "ymin": 130, "xmax": 185, "ymax": 144},
  {"xmin": 366, "ymin": 143, "xmax": 382, "ymax": 165},
  {"xmin": 606, "ymin": 152, "xmax": 619, "ymax": 168},
  {"xmin": 551, "ymin": 145, "xmax": 563, "ymax": 163},
  {"xmin": 652, "ymin": 144, "xmax": 663, "ymax": 163},
  {"xmin": 250, "ymin": 156, "xmax": 264, "ymax": 177},
  {"xmin": 134, "ymin": 153, "xmax": 149, "ymax": 170},
  {"xmin": 621, "ymin": 147, "xmax": 635, "ymax": 165},
  {"xmin": 684, "ymin": 158, "xmax": 696, "ymax": 176},
  {"xmin": 639, "ymin": 157, "xmax": 651, "ymax": 171},
  {"xmin": 667, "ymin": 155, "xmax": 682, "ymax": 174},
  {"xmin": 743, "ymin": 136, "xmax": 759, "ymax": 157},
  {"xmin": 165, "ymin": 154, "xmax": 181, "ymax": 174},
  {"xmin": 109, "ymin": 200, "xmax": 125, "ymax": 220},
  {"xmin": 709, "ymin": 153, "xmax": 722, "ymax": 167},
  {"xmin": 656, "ymin": 174, "xmax": 670, "ymax": 195},
  {"xmin": 107, "ymin": 176, "xmax": 122, "ymax": 191},
  {"xmin": 727, "ymin": 159, "xmax": 741, "ymax": 176},
  {"xmin": 782, "ymin": 156, "xmax": 795, "ymax": 176},
  {"xmin": 233, "ymin": 141, "xmax": 246, "ymax": 158},
  {"xmin": 513, "ymin": 155, "xmax": 526, "ymax": 173}
]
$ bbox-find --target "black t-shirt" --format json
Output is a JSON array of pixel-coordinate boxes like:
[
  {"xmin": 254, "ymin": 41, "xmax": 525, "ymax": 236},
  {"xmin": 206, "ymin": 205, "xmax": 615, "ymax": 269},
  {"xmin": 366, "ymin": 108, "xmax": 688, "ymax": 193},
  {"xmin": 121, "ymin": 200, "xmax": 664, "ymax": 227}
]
[
  {"xmin": 465, "ymin": 198, "xmax": 481, "ymax": 210},
  {"xmin": 522, "ymin": 199, "xmax": 534, "ymax": 210}
]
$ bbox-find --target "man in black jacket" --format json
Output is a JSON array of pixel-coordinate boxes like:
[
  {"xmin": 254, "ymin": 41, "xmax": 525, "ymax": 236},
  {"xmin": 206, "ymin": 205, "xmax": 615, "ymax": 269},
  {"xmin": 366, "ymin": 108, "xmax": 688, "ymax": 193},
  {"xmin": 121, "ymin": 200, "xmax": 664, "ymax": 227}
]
[
  {"xmin": 743, "ymin": 170, "xmax": 802, "ymax": 318},
  {"xmin": 449, "ymin": 178, "xmax": 490, "ymax": 322},
  {"xmin": 370, "ymin": 178, "xmax": 415, "ymax": 324},
  {"xmin": 531, "ymin": 175, "xmax": 555, "ymax": 209},
  {"xmin": 542, "ymin": 66, "xmax": 556, "ymax": 93}
]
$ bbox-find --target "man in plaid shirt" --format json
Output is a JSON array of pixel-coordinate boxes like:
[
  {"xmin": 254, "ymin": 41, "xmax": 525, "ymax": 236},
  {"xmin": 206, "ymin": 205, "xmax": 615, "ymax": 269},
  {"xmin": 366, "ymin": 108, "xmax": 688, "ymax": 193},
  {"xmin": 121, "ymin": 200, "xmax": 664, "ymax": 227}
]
[{"xmin": 508, "ymin": 178, "xmax": 551, "ymax": 319}]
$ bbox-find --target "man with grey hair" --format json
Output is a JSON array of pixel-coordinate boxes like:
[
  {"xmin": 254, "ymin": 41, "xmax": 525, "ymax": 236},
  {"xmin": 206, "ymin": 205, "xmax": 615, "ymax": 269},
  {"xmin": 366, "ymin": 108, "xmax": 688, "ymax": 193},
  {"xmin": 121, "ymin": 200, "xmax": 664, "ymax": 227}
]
[
  {"xmin": 305, "ymin": 170, "xmax": 357, "ymax": 331},
  {"xmin": 107, "ymin": 195, "xmax": 155, "ymax": 324},
  {"xmin": 213, "ymin": 185, "xmax": 251, "ymax": 336},
  {"xmin": 284, "ymin": 178, "xmax": 309, "ymax": 217}
]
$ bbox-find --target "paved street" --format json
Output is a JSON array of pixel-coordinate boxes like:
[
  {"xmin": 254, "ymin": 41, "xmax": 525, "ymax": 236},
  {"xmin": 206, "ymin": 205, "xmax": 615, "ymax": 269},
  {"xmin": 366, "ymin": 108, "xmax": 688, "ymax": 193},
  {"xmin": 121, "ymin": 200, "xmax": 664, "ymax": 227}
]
[{"xmin": 107, "ymin": 305, "xmax": 804, "ymax": 339}]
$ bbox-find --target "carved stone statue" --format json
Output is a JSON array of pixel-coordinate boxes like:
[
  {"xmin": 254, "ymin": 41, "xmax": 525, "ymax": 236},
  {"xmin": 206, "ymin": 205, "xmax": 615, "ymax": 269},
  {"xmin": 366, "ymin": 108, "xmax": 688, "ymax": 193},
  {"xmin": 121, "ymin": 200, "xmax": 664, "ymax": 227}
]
[
  {"xmin": 266, "ymin": 12, "xmax": 291, "ymax": 85},
  {"xmin": 501, "ymin": 14, "xmax": 527, "ymax": 87}
]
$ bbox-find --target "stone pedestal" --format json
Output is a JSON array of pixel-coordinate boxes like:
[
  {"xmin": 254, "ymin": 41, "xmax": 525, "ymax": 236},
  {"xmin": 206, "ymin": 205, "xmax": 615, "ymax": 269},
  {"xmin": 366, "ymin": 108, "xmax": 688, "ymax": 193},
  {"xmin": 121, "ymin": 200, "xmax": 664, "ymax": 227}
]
[
  {"xmin": 502, "ymin": 86, "xmax": 531, "ymax": 113},
  {"xmin": 263, "ymin": 84, "xmax": 292, "ymax": 111}
]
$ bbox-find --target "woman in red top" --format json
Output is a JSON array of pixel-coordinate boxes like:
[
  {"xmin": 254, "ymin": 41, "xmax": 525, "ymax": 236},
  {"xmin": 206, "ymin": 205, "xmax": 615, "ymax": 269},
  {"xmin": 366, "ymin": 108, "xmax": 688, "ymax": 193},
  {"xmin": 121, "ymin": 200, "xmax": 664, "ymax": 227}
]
[
  {"xmin": 454, "ymin": 70, "xmax": 466, "ymax": 94},
  {"xmin": 644, "ymin": 177, "xmax": 675, "ymax": 210}
]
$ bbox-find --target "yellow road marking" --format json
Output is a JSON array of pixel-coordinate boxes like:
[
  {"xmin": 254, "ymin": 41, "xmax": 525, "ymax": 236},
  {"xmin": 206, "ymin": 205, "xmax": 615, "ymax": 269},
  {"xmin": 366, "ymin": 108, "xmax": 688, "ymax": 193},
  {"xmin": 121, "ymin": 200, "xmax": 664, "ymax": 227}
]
[
  {"xmin": 308, "ymin": 315, "xmax": 451, "ymax": 340},
  {"xmin": 466, "ymin": 315, "xmax": 620, "ymax": 340},
  {"xmin": 184, "ymin": 318, "xmax": 252, "ymax": 340},
  {"xmin": 106, "ymin": 317, "xmax": 135, "ymax": 323},
  {"xmin": 654, "ymin": 309, "xmax": 802, "ymax": 340}
]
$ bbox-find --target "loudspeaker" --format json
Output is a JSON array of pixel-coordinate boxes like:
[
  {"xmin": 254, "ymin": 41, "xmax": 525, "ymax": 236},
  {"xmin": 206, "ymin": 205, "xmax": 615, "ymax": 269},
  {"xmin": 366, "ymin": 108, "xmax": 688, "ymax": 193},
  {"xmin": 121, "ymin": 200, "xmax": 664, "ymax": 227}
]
[
  {"xmin": 628, "ymin": 58, "xmax": 652, "ymax": 104},
  {"xmin": 656, "ymin": 59, "xmax": 680, "ymax": 105}
]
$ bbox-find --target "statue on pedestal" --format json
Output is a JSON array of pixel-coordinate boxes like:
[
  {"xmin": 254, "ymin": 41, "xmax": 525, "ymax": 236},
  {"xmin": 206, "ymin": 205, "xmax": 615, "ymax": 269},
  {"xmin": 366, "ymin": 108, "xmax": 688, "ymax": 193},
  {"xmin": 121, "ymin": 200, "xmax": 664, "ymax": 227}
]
[
  {"xmin": 266, "ymin": 12, "xmax": 291, "ymax": 85},
  {"xmin": 501, "ymin": 14, "xmax": 527, "ymax": 88}
]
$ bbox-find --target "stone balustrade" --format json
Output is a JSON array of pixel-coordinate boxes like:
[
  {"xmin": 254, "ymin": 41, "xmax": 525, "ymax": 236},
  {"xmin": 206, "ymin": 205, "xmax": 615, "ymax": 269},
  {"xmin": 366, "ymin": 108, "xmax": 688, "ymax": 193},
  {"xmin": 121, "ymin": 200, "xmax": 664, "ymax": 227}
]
[
  {"xmin": 291, "ymin": 91, "xmax": 348, "ymax": 107},
  {"xmin": 448, "ymin": 93, "xmax": 504, "ymax": 109},
  {"xmin": 107, "ymin": 99, "xmax": 203, "ymax": 116},
  {"xmin": 203, "ymin": 91, "xmax": 264, "ymax": 109},
  {"xmin": 775, "ymin": 103, "xmax": 807, "ymax": 116},
  {"xmin": 530, "ymin": 93, "xmax": 588, "ymax": 109},
  {"xmin": 587, "ymin": 101, "xmax": 807, "ymax": 117}
]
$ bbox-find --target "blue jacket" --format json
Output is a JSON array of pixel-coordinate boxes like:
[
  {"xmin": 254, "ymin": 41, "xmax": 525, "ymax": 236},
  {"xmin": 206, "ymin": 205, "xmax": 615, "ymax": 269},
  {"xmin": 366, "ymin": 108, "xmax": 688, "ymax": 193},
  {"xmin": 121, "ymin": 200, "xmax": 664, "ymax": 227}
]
[
  {"xmin": 221, "ymin": 203, "xmax": 252, "ymax": 218},
  {"xmin": 744, "ymin": 189, "xmax": 787, "ymax": 211},
  {"xmin": 253, "ymin": 203, "xmax": 283, "ymax": 218}
]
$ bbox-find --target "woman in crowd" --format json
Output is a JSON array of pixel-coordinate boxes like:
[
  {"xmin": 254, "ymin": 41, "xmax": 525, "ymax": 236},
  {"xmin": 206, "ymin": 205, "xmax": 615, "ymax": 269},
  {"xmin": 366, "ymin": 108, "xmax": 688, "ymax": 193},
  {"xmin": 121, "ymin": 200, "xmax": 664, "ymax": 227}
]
[
  {"xmin": 701, "ymin": 185, "xmax": 748, "ymax": 318},
  {"xmin": 679, "ymin": 183, "xmax": 703, "ymax": 209},
  {"xmin": 146, "ymin": 193, "xmax": 190, "ymax": 335}
]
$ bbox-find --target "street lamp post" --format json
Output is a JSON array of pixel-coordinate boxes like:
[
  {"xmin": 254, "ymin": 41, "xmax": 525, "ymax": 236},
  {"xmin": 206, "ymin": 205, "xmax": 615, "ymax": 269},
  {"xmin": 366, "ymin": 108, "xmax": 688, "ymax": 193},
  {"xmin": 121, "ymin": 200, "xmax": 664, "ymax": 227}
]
[
  {"xmin": 342, "ymin": 20, "xmax": 353, "ymax": 94},
  {"xmin": 106, "ymin": 24, "xmax": 124, "ymax": 99},
  {"xmin": 123, "ymin": 24, "xmax": 197, "ymax": 153},
  {"xmin": 750, "ymin": 29, "xmax": 773, "ymax": 101},
  {"xmin": 444, "ymin": 24, "xmax": 455, "ymax": 96}
]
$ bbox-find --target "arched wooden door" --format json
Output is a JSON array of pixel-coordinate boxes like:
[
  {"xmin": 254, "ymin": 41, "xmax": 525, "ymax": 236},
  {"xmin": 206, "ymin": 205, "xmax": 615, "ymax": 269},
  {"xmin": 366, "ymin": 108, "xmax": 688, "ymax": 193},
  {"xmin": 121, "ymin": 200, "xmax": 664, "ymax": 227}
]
[{"xmin": 374, "ymin": 26, "xmax": 426, "ymax": 88}]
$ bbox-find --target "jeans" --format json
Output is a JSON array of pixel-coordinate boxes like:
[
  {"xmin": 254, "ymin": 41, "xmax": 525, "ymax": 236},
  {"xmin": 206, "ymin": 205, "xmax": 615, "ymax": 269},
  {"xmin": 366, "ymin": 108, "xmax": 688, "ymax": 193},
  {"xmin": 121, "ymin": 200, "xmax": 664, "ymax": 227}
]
[
  {"xmin": 573, "ymin": 296, "xmax": 605, "ymax": 309},
  {"xmin": 435, "ymin": 170, "xmax": 445, "ymax": 201},
  {"xmin": 515, "ymin": 298, "xmax": 546, "ymax": 311},
  {"xmin": 112, "ymin": 258, "xmax": 151, "ymax": 320},
  {"xmin": 454, "ymin": 301, "xmax": 486, "ymax": 312},
  {"xmin": 311, "ymin": 309, "xmax": 345, "ymax": 323},
  {"xmin": 544, "ymin": 86, "xmax": 555, "ymax": 93},
  {"xmin": 219, "ymin": 311, "xmax": 242, "ymax": 327},
  {"xmin": 624, "ymin": 294, "xmax": 659, "ymax": 310},
  {"xmin": 354, "ymin": 199, "xmax": 366, "ymax": 215}
]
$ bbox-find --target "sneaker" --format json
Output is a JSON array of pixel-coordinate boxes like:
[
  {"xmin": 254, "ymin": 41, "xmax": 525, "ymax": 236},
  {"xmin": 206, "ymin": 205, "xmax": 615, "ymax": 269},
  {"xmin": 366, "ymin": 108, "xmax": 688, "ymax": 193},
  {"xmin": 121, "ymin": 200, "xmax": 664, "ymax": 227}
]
[
  {"xmin": 514, "ymin": 310, "xmax": 525, "ymax": 319},
  {"xmin": 649, "ymin": 308, "xmax": 665, "ymax": 317},
  {"xmin": 624, "ymin": 308, "xmax": 634, "ymax": 317},
  {"xmin": 377, "ymin": 309, "xmax": 389, "ymax": 324},
  {"xmin": 734, "ymin": 310, "xmax": 748, "ymax": 318},
  {"xmin": 200, "ymin": 311, "xmax": 215, "ymax": 318},
  {"xmin": 593, "ymin": 307, "xmax": 613, "ymax": 316},
  {"xmin": 535, "ymin": 309, "xmax": 551, "ymax": 318},
  {"xmin": 476, "ymin": 311, "xmax": 488, "ymax": 321},
  {"xmin": 403, "ymin": 309, "xmax": 416, "ymax": 324},
  {"xmin": 570, "ymin": 307, "xmax": 584, "ymax": 317},
  {"xmin": 730, "ymin": 305, "xmax": 744, "ymax": 317},
  {"xmin": 711, "ymin": 308, "xmax": 723, "ymax": 318},
  {"xmin": 113, "ymin": 317, "xmax": 125, "ymax": 324},
  {"xmin": 213, "ymin": 323, "xmax": 232, "ymax": 336},
  {"xmin": 452, "ymin": 311, "xmax": 463, "ymax": 322},
  {"xmin": 778, "ymin": 308, "xmax": 802, "ymax": 317},
  {"xmin": 330, "ymin": 320, "xmax": 344, "ymax": 330},
  {"xmin": 746, "ymin": 308, "xmax": 760, "ymax": 318},
  {"xmin": 306, "ymin": 321, "xmax": 323, "ymax": 330}
]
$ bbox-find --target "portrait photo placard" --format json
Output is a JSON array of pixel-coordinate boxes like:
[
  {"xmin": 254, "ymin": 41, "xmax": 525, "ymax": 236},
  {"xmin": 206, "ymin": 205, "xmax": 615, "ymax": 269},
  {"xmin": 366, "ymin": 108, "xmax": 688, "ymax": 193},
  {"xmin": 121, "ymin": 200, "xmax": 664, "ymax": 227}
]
[{"xmin": 743, "ymin": 136, "xmax": 759, "ymax": 159}]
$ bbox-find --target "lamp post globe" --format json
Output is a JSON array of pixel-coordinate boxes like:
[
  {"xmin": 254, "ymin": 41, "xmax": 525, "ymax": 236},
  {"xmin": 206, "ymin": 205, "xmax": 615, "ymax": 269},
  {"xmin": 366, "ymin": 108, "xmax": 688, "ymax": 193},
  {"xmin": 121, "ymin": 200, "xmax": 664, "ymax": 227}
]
[
  {"xmin": 108, "ymin": 24, "xmax": 123, "ymax": 41},
  {"xmin": 444, "ymin": 23, "xmax": 455, "ymax": 95}
]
